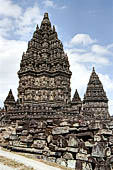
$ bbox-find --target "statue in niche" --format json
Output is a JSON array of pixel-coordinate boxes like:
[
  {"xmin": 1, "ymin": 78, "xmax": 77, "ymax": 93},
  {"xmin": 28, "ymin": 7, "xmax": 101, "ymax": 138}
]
[
  {"xmin": 57, "ymin": 63, "xmax": 60, "ymax": 70},
  {"xmin": 50, "ymin": 94, "xmax": 53, "ymax": 101},
  {"xmin": 42, "ymin": 53, "xmax": 48, "ymax": 58},
  {"xmin": 39, "ymin": 64, "xmax": 41, "ymax": 71},
  {"xmin": 42, "ymin": 41, "xmax": 48, "ymax": 48},
  {"xmin": 51, "ymin": 43, "xmax": 53, "ymax": 49},
  {"xmin": 54, "ymin": 41, "xmax": 57, "ymax": 48},
  {"xmin": 53, "ymin": 65, "xmax": 56, "ymax": 71},
  {"xmin": 44, "ymin": 33, "xmax": 48, "ymax": 39},
  {"xmin": 28, "ymin": 41, "xmax": 31, "ymax": 48},
  {"xmin": 57, "ymin": 52, "xmax": 60, "ymax": 58}
]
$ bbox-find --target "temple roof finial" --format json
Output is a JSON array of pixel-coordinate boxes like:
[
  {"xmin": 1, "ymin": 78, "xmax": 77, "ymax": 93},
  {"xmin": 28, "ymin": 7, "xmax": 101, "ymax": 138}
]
[
  {"xmin": 53, "ymin": 25, "xmax": 56, "ymax": 32},
  {"xmin": 36, "ymin": 24, "xmax": 39, "ymax": 30},
  {"xmin": 92, "ymin": 67, "xmax": 95, "ymax": 73},
  {"xmin": 40, "ymin": 12, "xmax": 51, "ymax": 29},
  {"xmin": 44, "ymin": 12, "xmax": 48, "ymax": 19}
]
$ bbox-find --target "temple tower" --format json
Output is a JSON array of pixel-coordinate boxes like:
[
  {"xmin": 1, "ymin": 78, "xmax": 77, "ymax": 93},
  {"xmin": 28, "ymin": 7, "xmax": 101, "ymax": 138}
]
[
  {"xmin": 17, "ymin": 13, "xmax": 72, "ymax": 107},
  {"xmin": 71, "ymin": 89, "xmax": 82, "ymax": 114},
  {"xmin": 4, "ymin": 89, "xmax": 15, "ymax": 111},
  {"xmin": 83, "ymin": 68, "xmax": 109, "ymax": 118}
]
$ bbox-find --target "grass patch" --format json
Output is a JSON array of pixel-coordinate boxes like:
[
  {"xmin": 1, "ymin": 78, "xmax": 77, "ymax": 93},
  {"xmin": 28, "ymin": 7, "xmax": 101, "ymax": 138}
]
[
  {"xmin": 0, "ymin": 156, "xmax": 34, "ymax": 170},
  {"xmin": 1, "ymin": 147, "xmax": 75, "ymax": 170},
  {"xmin": 16, "ymin": 153, "xmax": 75, "ymax": 170}
]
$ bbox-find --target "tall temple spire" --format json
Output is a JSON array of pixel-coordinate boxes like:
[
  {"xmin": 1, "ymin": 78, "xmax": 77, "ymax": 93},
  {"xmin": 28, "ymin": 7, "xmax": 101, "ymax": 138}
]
[
  {"xmin": 83, "ymin": 68, "xmax": 109, "ymax": 118},
  {"xmin": 17, "ymin": 13, "xmax": 72, "ymax": 107}
]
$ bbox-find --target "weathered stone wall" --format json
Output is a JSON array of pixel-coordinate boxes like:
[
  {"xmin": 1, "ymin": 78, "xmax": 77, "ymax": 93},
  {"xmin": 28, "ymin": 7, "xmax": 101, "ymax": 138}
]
[
  {"xmin": 18, "ymin": 75, "xmax": 71, "ymax": 104},
  {"xmin": 0, "ymin": 117, "xmax": 113, "ymax": 170}
]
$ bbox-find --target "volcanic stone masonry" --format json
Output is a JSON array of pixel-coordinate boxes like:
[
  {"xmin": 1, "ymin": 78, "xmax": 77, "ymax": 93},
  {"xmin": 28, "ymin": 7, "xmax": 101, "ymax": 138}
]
[{"xmin": 0, "ymin": 13, "xmax": 113, "ymax": 170}]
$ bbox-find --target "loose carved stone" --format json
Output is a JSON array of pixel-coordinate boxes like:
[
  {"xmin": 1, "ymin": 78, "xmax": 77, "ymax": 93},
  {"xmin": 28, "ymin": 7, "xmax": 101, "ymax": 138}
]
[
  {"xmin": 52, "ymin": 126, "xmax": 69, "ymax": 135},
  {"xmin": 33, "ymin": 140, "xmax": 46, "ymax": 149},
  {"xmin": 63, "ymin": 152, "xmax": 74, "ymax": 160},
  {"xmin": 67, "ymin": 160, "xmax": 76, "ymax": 169},
  {"xmin": 68, "ymin": 135, "xmax": 79, "ymax": 147},
  {"xmin": 56, "ymin": 158, "xmax": 66, "ymax": 166}
]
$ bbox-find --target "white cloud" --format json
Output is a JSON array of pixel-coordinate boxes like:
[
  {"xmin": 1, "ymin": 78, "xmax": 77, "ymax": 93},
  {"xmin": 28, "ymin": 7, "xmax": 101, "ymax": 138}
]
[
  {"xmin": 99, "ymin": 74, "xmax": 113, "ymax": 91},
  {"xmin": 0, "ymin": 0, "xmax": 21, "ymax": 18},
  {"xmin": 0, "ymin": 0, "xmax": 43, "ymax": 39},
  {"xmin": 43, "ymin": 0, "xmax": 54, "ymax": 7},
  {"xmin": 66, "ymin": 49, "xmax": 110, "ymax": 65},
  {"xmin": 107, "ymin": 43, "xmax": 113, "ymax": 49},
  {"xmin": 69, "ymin": 34, "xmax": 96, "ymax": 46},
  {"xmin": 19, "ymin": 6, "xmax": 42, "ymax": 27},
  {"xmin": 65, "ymin": 34, "xmax": 113, "ymax": 66},
  {"xmin": 0, "ymin": 18, "xmax": 13, "ymax": 37},
  {"xmin": 91, "ymin": 44, "xmax": 112, "ymax": 56},
  {"xmin": 60, "ymin": 6, "xmax": 67, "ymax": 9},
  {"xmin": 42, "ymin": 0, "xmax": 66, "ymax": 10},
  {"xmin": 15, "ymin": 5, "xmax": 43, "ymax": 39},
  {"xmin": 99, "ymin": 74, "xmax": 113, "ymax": 115},
  {"xmin": 0, "ymin": 36, "xmax": 27, "ymax": 106},
  {"xmin": 69, "ymin": 62, "xmax": 90, "ymax": 99}
]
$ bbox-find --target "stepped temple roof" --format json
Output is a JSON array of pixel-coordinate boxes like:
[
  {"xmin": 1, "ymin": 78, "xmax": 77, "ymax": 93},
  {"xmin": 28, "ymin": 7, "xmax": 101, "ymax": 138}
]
[
  {"xmin": 17, "ymin": 12, "xmax": 72, "ymax": 106},
  {"xmin": 4, "ymin": 89, "xmax": 15, "ymax": 104},
  {"xmin": 83, "ymin": 67, "xmax": 108, "ymax": 103},
  {"xmin": 72, "ymin": 89, "xmax": 81, "ymax": 104}
]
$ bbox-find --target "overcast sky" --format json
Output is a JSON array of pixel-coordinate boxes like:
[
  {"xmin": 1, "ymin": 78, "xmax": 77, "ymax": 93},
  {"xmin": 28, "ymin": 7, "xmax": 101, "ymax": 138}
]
[{"xmin": 0, "ymin": 0, "xmax": 113, "ymax": 115}]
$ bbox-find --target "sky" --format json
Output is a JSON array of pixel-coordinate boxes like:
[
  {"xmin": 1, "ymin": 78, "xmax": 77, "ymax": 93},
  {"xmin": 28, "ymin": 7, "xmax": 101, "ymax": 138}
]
[{"xmin": 0, "ymin": 0, "xmax": 113, "ymax": 114}]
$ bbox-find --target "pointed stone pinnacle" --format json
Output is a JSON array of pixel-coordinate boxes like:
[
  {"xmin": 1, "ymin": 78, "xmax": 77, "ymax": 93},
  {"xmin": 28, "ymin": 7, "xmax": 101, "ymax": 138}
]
[
  {"xmin": 72, "ymin": 89, "xmax": 81, "ymax": 102},
  {"xmin": 44, "ymin": 12, "xmax": 48, "ymax": 18},
  {"xmin": 92, "ymin": 67, "xmax": 95, "ymax": 73},
  {"xmin": 84, "ymin": 68, "xmax": 108, "ymax": 102},
  {"xmin": 53, "ymin": 25, "xmax": 56, "ymax": 32},
  {"xmin": 36, "ymin": 24, "xmax": 39, "ymax": 30},
  {"xmin": 4, "ymin": 89, "xmax": 15, "ymax": 104},
  {"xmin": 40, "ymin": 12, "xmax": 51, "ymax": 29},
  {"xmin": 9, "ymin": 89, "xmax": 12, "ymax": 94}
]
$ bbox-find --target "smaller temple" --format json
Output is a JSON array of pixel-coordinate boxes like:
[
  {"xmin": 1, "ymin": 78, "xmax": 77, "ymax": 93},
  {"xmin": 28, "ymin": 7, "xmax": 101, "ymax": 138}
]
[
  {"xmin": 71, "ymin": 89, "xmax": 82, "ymax": 114},
  {"xmin": 4, "ymin": 89, "xmax": 15, "ymax": 112},
  {"xmin": 83, "ymin": 67, "xmax": 109, "ymax": 118}
]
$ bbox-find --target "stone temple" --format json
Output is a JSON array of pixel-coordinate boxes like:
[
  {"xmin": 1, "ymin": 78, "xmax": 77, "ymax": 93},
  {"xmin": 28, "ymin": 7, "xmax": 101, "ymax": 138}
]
[
  {"xmin": 4, "ymin": 13, "xmax": 109, "ymax": 119},
  {"xmin": 1, "ymin": 13, "xmax": 113, "ymax": 170}
]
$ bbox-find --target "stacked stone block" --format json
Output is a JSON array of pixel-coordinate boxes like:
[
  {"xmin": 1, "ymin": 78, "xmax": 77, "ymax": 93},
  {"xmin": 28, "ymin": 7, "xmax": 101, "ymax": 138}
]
[{"xmin": 0, "ymin": 117, "xmax": 113, "ymax": 170}]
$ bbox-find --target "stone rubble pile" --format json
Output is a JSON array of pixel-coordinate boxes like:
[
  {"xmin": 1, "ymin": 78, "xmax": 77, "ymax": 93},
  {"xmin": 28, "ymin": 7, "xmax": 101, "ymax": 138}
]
[{"xmin": 0, "ymin": 117, "xmax": 113, "ymax": 170}]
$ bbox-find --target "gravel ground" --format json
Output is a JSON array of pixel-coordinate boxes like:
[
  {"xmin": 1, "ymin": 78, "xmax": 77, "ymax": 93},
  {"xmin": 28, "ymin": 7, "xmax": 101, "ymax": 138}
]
[
  {"xmin": 0, "ymin": 163, "xmax": 14, "ymax": 170},
  {"xmin": 0, "ymin": 147, "xmax": 61, "ymax": 170}
]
